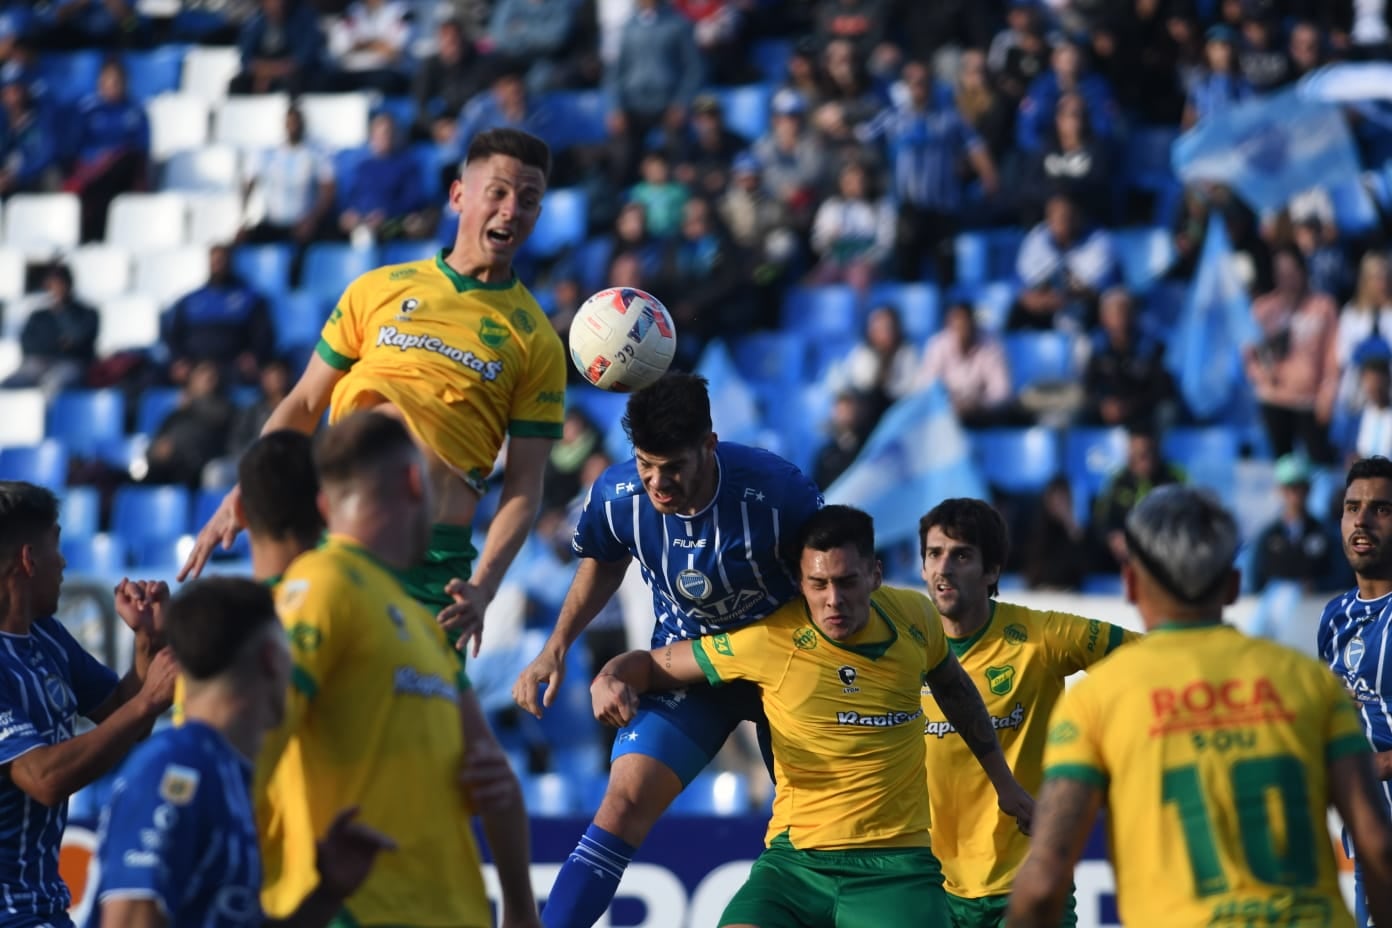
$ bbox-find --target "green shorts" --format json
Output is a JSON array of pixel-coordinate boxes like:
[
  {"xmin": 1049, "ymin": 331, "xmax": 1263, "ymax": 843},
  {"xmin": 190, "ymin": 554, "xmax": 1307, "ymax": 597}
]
[
  {"xmin": 400, "ymin": 521, "xmax": 477, "ymax": 623},
  {"xmin": 945, "ymin": 888, "xmax": 1078, "ymax": 928},
  {"xmin": 720, "ymin": 835, "xmax": 951, "ymax": 928}
]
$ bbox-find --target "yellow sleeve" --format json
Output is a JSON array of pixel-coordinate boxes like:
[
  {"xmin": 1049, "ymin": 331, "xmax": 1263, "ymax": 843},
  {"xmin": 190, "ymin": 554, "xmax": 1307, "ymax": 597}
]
[
  {"xmin": 691, "ymin": 623, "xmax": 783, "ymax": 689},
  {"xmin": 314, "ymin": 276, "xmax": 369, "ymax": 371},
  {"xmin": 275, "ymin": 573, "xmax": 344, "ymax": 730},
  {"xmin": 914, "ymin": 594, "xmax": 950, "ymax": 674},
  {"xmin": 508, "ymin": 318, "xmax": 566, "ymax": 439},
  {"xmin": 1045, "ymin": 611, "xmax": 1141, "ymax": 676},
  {"xmin": 1042, "ymin": 679, "xmax": 1108, "ymax": 791},
  {"xmin": 1323, "ymin": 668, "xmax": 1372, "ymax": 764}
]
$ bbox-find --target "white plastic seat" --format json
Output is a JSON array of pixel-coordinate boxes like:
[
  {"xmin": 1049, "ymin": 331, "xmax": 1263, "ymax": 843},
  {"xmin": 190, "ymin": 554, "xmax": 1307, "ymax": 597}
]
[
  {"xmin": 163, "ymin": 145, "xmax": 240, "ymax": 192},
  {"xmin": 106, "ymin": 193, "xmax": 189, "ymax": 253},
  {"xmin": 133, "ymin": 246, "xmax": 210, "ymax": 307},
  {"xmin": 187, "ymin": 193, "xmax": 244, "ymax": 246},
  {"xmin": 0, "ymin": 294, "xmax": 46, "ymax": 341},
  {"xmin": 0, "ymin": 389, "xmax": 46, "ymax": 447},
  {"xmin": 0, "ymin": 247, "xmax": 25, "ymax": 301},
  {"xmin": 180, "ymin": 46, "xmax": 242, "ymax": 102},
  {"xmin": 147, "ymin": 93, "xmax": 212, "ymax": 162},
  {"xmin": 213, "ymin": 94, "xmax": 290, "ymax": 151},
  {"xmin": 69, "ymin": 244, "xmax": 133, "ymax": 303},
  {"xmin": 97, "ymin": 295, "xmax": 162, "ymax": 356},
  {"xmin": 4, "ymin": 194, "xmax": 80, "ymax": 261},
  {"xmin": 0, "ymin": 338, "xmax": 19, "ymax": 381},
  {"xmin": 298, "ymin": 92, "xmax": 375, "ymax": 151}
]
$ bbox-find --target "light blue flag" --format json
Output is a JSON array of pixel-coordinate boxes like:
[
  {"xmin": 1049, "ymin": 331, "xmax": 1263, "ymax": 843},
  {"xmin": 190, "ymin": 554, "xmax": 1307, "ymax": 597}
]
[
  {"xmin": 824, "ymin": 384, "xmax": 987, "ymax": 547},
  {"xmin": 1171, "ymin": 87, "xmax": 1361, "ymax": 214},
  {"xmin": 1167, "ymin": 215, "xmax": 1259, "ymax": 421}
]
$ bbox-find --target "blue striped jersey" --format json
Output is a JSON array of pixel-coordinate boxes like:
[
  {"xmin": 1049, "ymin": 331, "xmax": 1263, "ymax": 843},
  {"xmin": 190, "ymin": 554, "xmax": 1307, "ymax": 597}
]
[
  {"xmin": 88, "ymin": 722, "xmax": 260, "ymax": 927},
  {"xmin": 1318, "ymin": 588, "xmax": 1392, "ymax": 851},
  {"xmin": 573, "ymin": 442, "xmax": 823, "ymax": 647},
  {"xmin": 0, "ymin": 618, "xmax": 117, "ymax": 927}
]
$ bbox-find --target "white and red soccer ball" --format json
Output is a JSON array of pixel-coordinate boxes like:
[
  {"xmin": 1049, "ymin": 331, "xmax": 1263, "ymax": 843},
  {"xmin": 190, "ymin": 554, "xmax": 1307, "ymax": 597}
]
[{"xmin": 568, "ymin": 287, "xmax": 678, "ymax": 392}]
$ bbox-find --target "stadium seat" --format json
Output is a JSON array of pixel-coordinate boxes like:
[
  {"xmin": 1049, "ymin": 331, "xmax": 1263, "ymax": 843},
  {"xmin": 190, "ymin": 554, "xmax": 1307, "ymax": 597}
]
[
  {"xmin": 133, "ymin": 536, "xmax": 197, "ymax": 570},
  {"xmin": 969, "ymin": 281, "xmax": 1018, "ymax": 333},
  {"xmin": 186, "ymin": 193, "xmax": 244, "ymax": 246},
  {"xmin": 1063, "ymin": 426, "xmax": 1128, "ymax": 504},
  {"xmin": 0, "ymin": 247, "xmax": 23, "ymax": 302},
  {"xmin": 567, "ymin": 386, "xmax": 628, "ymax": 435},
  {"xmin": 63, "ymin": 534, "xmax": 129, "ymax": 575},
  {"xmin": 0, "ymin": 294, "xmax": 45, "ymax": 341},
  {"xmin": 374, "ymin": 96, "xmax": 417, "ymax": 135},
  {"xmin": 162, "ymin": 145, "xmax": 240, "ymax": 193},
  {"xmin": 751, "ymin": 38, "xmax": 793, "ymax": 82},
  {"xmin": 106, "ymin": 193, "xmax": 189, "ymax": 253},
  {"xmin": 60, "ymin": 487, "xmax": 102, "ymax": 539},
  {"xmin": 781, "ymin": 285, "xmax": 860, "ymax": 338},
  {"xmin": 213, "ymin": 94, "xmax": 291, "ymax": 151},
  {"xmin": 134, "ymin": 247, "xmax": 211, "ymax": 307},
  {"xmin": 1122, "ymin": 125, "xmax": 1179, "ymax": 193},
  {"xmin": 1330, "ymin": 176, "xmax": 1380, "ymax": 236},
  {"xmin": 971, "ymin": 427, "xmax": 1060, "ymax": 494},
  {"xmin": 1082, "ymin": 573, "xmax": 1123, "ymax": 595},
  {"xmin": 668, "ymin": 771, "xmax": 750, "ymax": 816},
  {"xmin": 0, "ymin": 339, "xmax": 17, "ymax": 381},
  {"xmin": 111, "ymin": 486, "xmax": 191, "ymax": 547},
  {"xmin": 137, "ymin": 387, "xmax": 183, "ymax": 436},
  {"xmin": 1003, "ymin": 332, "xmax": 1078, "ymax": 390},
  {"xmin": 299, "ymin": 93, "xmax": 374, "ymax": 151},
  {"xmin": 95, "ymin": 434, "xmax": 150, "ymax": 474},
  {"xmin": 0, "ymin": 389, "xmax": 45, "ymax": 448},
  {"xmin": 955, "ymin": 229, "xmax": 1025, "ymax": 288},
  {"xmin": 565, "ymin": 236, "xmax": 613, "ymax": 294},
  {"xmin": 47, "ymin": 390, "xmax": 125, "ymax": 457},
  {"xmin": 147, "ymin": 93, "xmax": 212, "ymax": 161},
  {"xmin": 180, "ymin": 46, "xmax": 242, "ymax": 101},
  {"xmin": 379, "ymin": 240, "xmax": 438, "ymax": 266},
  {"xmin": 234, "ymin": 243, "xmax": 293, "ymax": 295},
  {"xmin": 4, "ymin": 194, "xmax": 81, "ymax": 260},
  {"xmin": 123, "ymin": 46, "xmax": 187, "ymax": 102},
  {"xmin": 775, "ymin": 383, "xmax": 834, "ymax": 476},
  {"xmin": 36, "ymin": 51, "xmax": 102, "ymax": 104},
  {"xmin": 541, "ymin": 89, "xmax": 611, "ymax": 150},
  {"xmin": 713, "ymin": 84, "xmax": 772, "ymax": 142},
  {"xmin": 1163, "ymin": 427, "xmax": 1239, "ymax": 499},
  {"xmin": 1113, "ymin": 226, "xmax": 1175, "ymax": 294},
  {"xmin": 70, "ymin": 245, "xmax": 133, "ymax": 303},
  {"xmin": 273, "ymin": 291, "xmax": 329, "ymax": 352},
  {"xmin": 0, "ymin": 441, "xmax": 69, "ymax": 487},
  {"xmin": 301, "ymin": 244, "xmax": 380, "ymax": 303},
  {"xmin": 521, "ymin": 188, "xmax": 588, "ymax": 259},
  {"xmin": 866, "ymin": 282, "xmax": 940, "ymax": 342},
  {"xmin": 730, "ymin": 332, "xmax": 807, "ymax": 386},
  {"xmin": 521, "ymin": 773, "xmax": 575, "ymax": 817},
  {"xmin": 97, "ymin": 295, "xmax": 161, "ymax": 356}
]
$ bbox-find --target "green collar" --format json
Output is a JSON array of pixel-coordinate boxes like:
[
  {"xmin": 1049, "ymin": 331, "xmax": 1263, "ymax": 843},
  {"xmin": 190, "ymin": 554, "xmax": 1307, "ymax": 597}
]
[
  {"xmin": 435, "ymin": 250, "xmax": 516, "ymax": 292},
  {"xmin": 806, "ymin": 599, "xmax": 899, "ymax": 660},
  {"xmin": 325, "ymin": 535, "xmax": 407, "ymax": 583},
  {"xmin": 262, "ymin": 573, "xmax": 282, "ymax": 590},
  {"xmin": 1151, "ymin": 618, "xmax": 1228, "ymax": 632},
  {"xmin": 946, "ymin": 601, "xmax": 997, "ymax": 658}
]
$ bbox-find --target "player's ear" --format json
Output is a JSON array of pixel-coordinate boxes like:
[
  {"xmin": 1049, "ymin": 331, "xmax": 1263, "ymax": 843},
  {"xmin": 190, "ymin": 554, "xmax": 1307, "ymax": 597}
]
[
  {"xmin": 405, "ymin": 461, "xmax": 426, "ymax": 503},
  {"xmin": 316, "ymin": 491, "xmax": 330, "ymax": 527},
  {"xmin": 703, "ymin": 431, "xmax": 718, "ymax": 455},
  {"xmin": 870, "ymin": 558, "xmax": 883, "ymax": 592},
  {"xmin": 17, "ymin": 543, "xmax": 36, "ymax": 578}
]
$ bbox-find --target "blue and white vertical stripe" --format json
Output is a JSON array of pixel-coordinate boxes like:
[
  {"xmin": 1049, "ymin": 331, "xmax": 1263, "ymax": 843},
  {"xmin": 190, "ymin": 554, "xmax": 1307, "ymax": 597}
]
[{"xmin": 1318, "ymin": 588, "xmax": 1392, "ymax": 828}]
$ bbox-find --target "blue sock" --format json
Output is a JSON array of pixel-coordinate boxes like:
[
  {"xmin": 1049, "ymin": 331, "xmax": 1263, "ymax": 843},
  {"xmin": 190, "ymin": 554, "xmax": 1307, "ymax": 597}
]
[{"xmin": 541, "ymin": 824, "xmax": 636, "ymax": 928}]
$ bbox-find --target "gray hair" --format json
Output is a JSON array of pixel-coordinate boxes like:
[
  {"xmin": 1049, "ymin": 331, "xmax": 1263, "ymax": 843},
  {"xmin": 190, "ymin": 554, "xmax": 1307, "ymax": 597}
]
[{"xmin": 1124, "ymin": 485, "xmax": 1239, "ymax": 604}]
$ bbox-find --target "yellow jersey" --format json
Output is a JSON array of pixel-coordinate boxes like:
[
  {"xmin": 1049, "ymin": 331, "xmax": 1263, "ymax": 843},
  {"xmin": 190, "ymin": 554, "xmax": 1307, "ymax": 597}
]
[
  {"xmin": 256, "ymin": 536, "xmax": 490, "ymax": 927},
  {"xmin": 1044, "ymin": 622, "xmax": 1369, "ymax": 928},
  {"xmin": 316, "ymin": 252, "xmax": 566, "ymax": 493},
  {"xmin": 921, "ymin": 601, "xmax": 1138, "ymax": 898},
  {"xmin": 692, "ymin": 585, "xmax": 950, "ymax": 851}
]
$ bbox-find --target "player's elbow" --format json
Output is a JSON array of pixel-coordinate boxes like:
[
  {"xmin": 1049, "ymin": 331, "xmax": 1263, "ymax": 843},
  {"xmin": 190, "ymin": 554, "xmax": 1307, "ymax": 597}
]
[
  {"xmin": 9, "ymin": 764, "xmax": 66, "ymax": 808},
  {"xmin": 1354, "ymin": 822, "xmax": 1392, "ymax": 884}
]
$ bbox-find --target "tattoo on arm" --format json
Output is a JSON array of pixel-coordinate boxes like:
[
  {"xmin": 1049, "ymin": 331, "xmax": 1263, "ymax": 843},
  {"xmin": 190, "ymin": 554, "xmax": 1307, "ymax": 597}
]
[
  {"xmin": 663, "ymin": 646, "xmax": 673, "ymax": 672},
  {"xmin": 1032, "ymin": 777, "xmax": 1102, "ymax": 862},
  {"xmin": 933, "ymin": 661, "xmax": 999, "ymax": 760}
]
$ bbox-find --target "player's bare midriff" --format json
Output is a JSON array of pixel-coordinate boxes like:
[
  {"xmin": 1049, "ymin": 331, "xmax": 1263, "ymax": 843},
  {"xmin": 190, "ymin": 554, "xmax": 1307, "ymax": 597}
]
[{"xmin": 360, "ymin": 393, "xmax": 480, "ymax": 528}]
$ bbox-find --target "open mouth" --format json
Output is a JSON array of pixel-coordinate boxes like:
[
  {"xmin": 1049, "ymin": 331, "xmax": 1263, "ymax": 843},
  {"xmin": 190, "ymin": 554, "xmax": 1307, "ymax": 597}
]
[
  {"xmin": 934, "ymin": 581, "xmax": 956, "ymax": 594},
  {"xmin": 486, "ymin": 228, "xmax": 515, "ymax": 247},
  {"xmin": 1350, "ymin": 535, "xmax": 1377, "ymax": 554}
]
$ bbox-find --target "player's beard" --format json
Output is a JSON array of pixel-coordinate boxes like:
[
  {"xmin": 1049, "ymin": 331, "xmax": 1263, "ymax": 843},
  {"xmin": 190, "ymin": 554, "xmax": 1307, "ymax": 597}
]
[{"xmin": 1346, "ymin": 533, "xmax": 1392, "ymax": 579}]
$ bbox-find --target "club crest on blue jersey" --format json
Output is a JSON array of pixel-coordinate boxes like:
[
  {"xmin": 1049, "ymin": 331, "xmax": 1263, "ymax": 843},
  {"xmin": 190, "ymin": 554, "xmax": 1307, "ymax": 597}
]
[
  {"xmin": 43, "ymin": 674, "xmax": 74, "ymax": 715},
  {"xmin": 677, "ymin": 569, "xmax": 713, "ymax": 601}
]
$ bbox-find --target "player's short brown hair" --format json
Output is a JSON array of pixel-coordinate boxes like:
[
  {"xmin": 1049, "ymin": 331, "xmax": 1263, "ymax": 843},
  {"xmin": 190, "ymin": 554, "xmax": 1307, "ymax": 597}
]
[
  {"xmin": 240, "ymin": 430, "xmax": 322, "ymax": 543},
  {"xmin": 0, "ymin": 481, "xmax": 58, "ymax": 570},
  {"xmin": 314, "ymin": 411, "xmax": 418, "ymax": 488},
  {"xmin": 918, "ymin": 498, "xmax": 1009, "ymax": 598},
  {"xmin": 166, "ymin": 577, "xmax": 278, "ymax": 681},
  {"xmin": 465, "ymin": 128, "xmax": 551, "ymax": 182}
]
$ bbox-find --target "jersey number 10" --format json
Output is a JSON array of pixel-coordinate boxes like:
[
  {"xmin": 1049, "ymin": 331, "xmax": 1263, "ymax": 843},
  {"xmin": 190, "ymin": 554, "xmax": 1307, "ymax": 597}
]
[{"xmin": 1161, "ymin": 754, "xmax": 1319, "ymax": 895}]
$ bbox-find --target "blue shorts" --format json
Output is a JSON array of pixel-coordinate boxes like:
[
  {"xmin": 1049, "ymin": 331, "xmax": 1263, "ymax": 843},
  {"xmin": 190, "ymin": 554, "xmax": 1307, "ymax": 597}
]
[
  {"xmin": 611, "ymin": 679, "xmax": 768, "ymax": 786},
  {"xmin": 1356, "ymin": 862, "xmax": 1371, "ymax": 928}
]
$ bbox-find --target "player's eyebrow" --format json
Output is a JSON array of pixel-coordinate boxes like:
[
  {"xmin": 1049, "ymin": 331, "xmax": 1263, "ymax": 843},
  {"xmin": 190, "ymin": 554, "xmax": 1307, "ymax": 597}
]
[{"xmin": 1347, "ymin": 496, "xmax": 1392, "ymax": 508}]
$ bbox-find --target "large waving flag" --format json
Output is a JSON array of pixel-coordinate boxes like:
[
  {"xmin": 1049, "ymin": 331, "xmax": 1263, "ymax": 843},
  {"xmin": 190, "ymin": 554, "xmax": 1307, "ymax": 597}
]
[
  {"xmin": 1171, "ymin": 87, "xmax": 1361, "ymax": 214},
  {"xmin": 1167, "ymin": 215, "xmax": 1259, "ymax": 420},
  {"xmin": 825, "ymin": 384, "xmax": 987, "ymax": 547}
]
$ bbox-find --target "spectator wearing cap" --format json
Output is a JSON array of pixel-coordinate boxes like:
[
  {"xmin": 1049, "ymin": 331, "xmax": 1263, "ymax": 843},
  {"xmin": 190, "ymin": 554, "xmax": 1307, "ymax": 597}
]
[
  {"xmin": 325, "ymin": 0, "xmax": 413, "ymax": 93},
  {"xmin": 65, "ymin": 57, "xmax": 148, "ymax": 243},
  {"xmin": 0, "ymin": 65, "xmax": 59, "ymax": 196},
  {"xmin": 2, "ymin": 263, "xmax": 98, "ymax": 398},
  {"xmin": 663, "ymin": 94, "xmax": 749, "ymax": 197},
  {"xmin": 859, "ymin": 59, "xmax": 996, "ymax": 286},
  {"xmin": 1182, "ymin": 24, "xmax": 1252, "ymax": 129},
  {"xmin": 339, "ymin": 111, "xmax": 434, "ymax": 244},
  {"xmin": 603, "ymin": 0, "xmax": 702, "ymax": 185},
  {"xmin": 988, "ymin": 0, "xmax": 1051, "ymax": 106},
  {"xmin": 230, "ymin": 0, "xmax": 326, "ymax": 96},
  {"xmin": 487, "ymin": 0, "xmax": 579, "ymax": 95},
  {"xmin": 1083, "ymin": 287, "xmax": 1174, "ymax": 429},
  {"xmin": 752, "ymin": 88, "xmax": 830, "ymax": 226},
  {"xmin": 1250, "ymin": 454, "xmax": 1337, "ymax": 593},
  {"xmin": 410, "ymin": 18, "xmax": 491, "ymax": 144},
  {"xmin": 1015, "ymin": 37, "xmax": 1118, "ymax": 154},
  {"xmin": 1010, "ymin": 192, "xmax": 1117, "ymax": 334}
]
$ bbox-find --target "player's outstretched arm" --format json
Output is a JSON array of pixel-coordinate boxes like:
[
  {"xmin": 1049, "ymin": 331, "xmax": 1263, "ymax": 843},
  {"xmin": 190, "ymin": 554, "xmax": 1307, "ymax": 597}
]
[
  {"xmin": 179, "ymin": 354, "xmax": 345, "ymax": 581},
  {"xmin": 1330, "ymin": 750, "xmax": 1392, "ymax": 927},
  {"xmin": 926, "ymin": 652, "xmax": 1035, "ymax": 833},
  {"xmin": 1005, "ymin": 777, "xmax": 1102, "ymax": 928},
  {"xmin": 513, "ymin": 554, "xmax": 631, "ymax": 717},
  {"xmin": 590, "ymin": 642, "xmax": 705, "ymax": 728}
]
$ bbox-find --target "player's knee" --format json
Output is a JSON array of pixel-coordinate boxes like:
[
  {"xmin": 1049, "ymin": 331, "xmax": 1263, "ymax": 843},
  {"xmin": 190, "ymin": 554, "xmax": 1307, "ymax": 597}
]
[{"xmin": 593, "ymin": 758, "xmax": 682, "ymax": 843}]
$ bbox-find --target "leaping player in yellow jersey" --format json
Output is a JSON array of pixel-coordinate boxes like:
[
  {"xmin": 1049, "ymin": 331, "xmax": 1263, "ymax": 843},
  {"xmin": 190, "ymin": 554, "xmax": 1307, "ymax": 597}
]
[
  {"xmin": 180, "ymin": 128, "xmax": 567, "ymax": 656},
  {"xmin": 257, "ymin": 412, "xmax": 540, "ymax": 927},
  {"xmin": 1008, "ymin": 486, "xmax": 1392, "ymax": 928},
  {"xmin": 916, "ymin": 498, "xmax": 1139, "ymax": 928},
  {"xmin": 591, "ymin": 505, "xmax": 1034, "ymax": 928}
]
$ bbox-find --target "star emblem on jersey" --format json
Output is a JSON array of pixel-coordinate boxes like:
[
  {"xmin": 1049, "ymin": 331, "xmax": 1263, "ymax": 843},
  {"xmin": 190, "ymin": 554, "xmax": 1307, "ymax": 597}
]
[
  {"xmin": 395, "ymin": 297, "xmax": 420, "ymax": 320},
  {"xmin": 837, "ymin": 665, "xmax": 860, "ymax": 694},
  {"xmin": 792, "ymin": 627, "xmax": 818, "ymax": 650},
  {"xmin": 676, "ymin": 568, "xmax": 713, "ymax": 601},
  {"xmin": 985, "ymin": 664, "xmax": 1016, "ymax": 695}
]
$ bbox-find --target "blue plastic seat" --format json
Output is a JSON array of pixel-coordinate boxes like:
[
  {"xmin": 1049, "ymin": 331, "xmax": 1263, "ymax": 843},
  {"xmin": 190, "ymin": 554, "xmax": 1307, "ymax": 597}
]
[
  {"xmin": 47, "ymin": 390, "xmax": 126, "ymax": 458},
  {"xmin": 60, "ymin": 487, "xmax": 101, "ymax": 539},
  {"xmin": 301, "ymin": 244, "xmax": 380, "ymax": 304},
  {"xmin": 274, "ymin": 291, "xmax": 330, "ymax": 353},
  {"xmin": 781, "ymin": 285, "xmax": 860, "ymax": 338},
  {"xmin": 751, "ymin": 38, "xmax": 793, "ymax": 82},
  {"xmin": 122, "ymin": 46, "xmax": 186, "ymax": 101},
  {"xmin": 379, "ymin": 240, "xmax": 438, "ymax": 266},
  {"xmin": 1163, "ymin": 427, "xmax": 1239, "ymax": 500},
  {"xmin": 136, "ymin": 387, "xmax": 183, "ymax": 436},
  {"xmin": 955, "ymin": 229, "xmax": 1025, "ymax": 288},
  {"xmin": 565, "ymin": 237, "xmax": 614, "ymax": 294},
  {"xmin": 776, "ymin": 383, "xmax": 833, "ymax": 476},
  {"xmin": 375, "ymin": 96, "xmax": 418, "ymax": 135},
  {"xmin": 1112, "ymin": 226, "xmax": 1175, "ymax": 294},
  {"xmin": 521, "ymin": 188, "xmax": 588, "ymax": 259},
  {"xmin": 968, "ymin": 281, "xmax": 1018, "ymax": 334},
  {"xmin": 192, "ymin": 488, "xmax": 250, "ymax": 558},
  {"xmin": 521, "ymin": 772, "xmax": 575, "ymax": 817},
  {"xmin": 567, "ymin": 387, "xmax": 629, "ymax": 435},
  {"xmin": 541, "ymin": 89, "xmax": 611, "ymax": 149},
  {"xmin": 62, "ymin": 534, "xmax": 128, "ymax": 575},
  {"xmin": 234, "ymin": 243, "xmax": 293, "ymax": 295},
  {"xmin": 132, "ymin": 536, "xmax": 189, "ymax": 570},
  {"xmin": 714, "ymin": 84, "xmax": 773, "ymax": 142},
  {"xmin": 865, "ymin": 282, "xmax": 940, "ymax": 342},
  {"xmin": 730, "ymin": 332, "xmax": 807, "ymax": 386},
  {"xmin": 111, "ymin": 486, "xmax": 191, "ymax": 547},
  {"xmin": 1081, "ymin": 573, "xmax": 1123, "ymax": 595},
  {"xmin": 971, "ymin": 427, "xmax": 1060, "ymax": 494},
  {"xmin": 1063, "ymin": 426, "xmax": 1129, "ymax": 505},
  {"xmin": 668, "ymin": 771, "xmax": 751, "ymax": 816},
  {"xmin": 1003, "ymin": 332, "xmax": 1078, "ymax": 390},
  {"xmin": 0, "ymin": 440, "xmax": 69, "ymax": 488},
  {"xmin": 1123, "ymin": 125, "xmax": 1179, "ymax": 193},
  {"xmin": 36, "ymin": 51, "xmax": 102, "ymax": 104}
]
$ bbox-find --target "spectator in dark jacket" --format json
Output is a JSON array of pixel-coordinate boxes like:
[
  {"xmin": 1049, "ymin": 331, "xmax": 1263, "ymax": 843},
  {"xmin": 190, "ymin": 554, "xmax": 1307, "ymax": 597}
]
[
  {"xmin": 1083, "ymin": 288, "xmax": 1174, "ymax": 428},
  {"xmin": 1250, "ymin": 454, "xmax": 1338, "ymax": 593},
  {"xmin": 1091, "ymin": 425, "xmax": 1186, "ymax": 571},
  {"xmin": 1023, "ymin": 476, "xmax": 1086, "ymax": 591},
  {"xmin": 657, "ymin": 196, "xmax": 751, "ymax": 369},
  {"xmin": 487, "ymin": 0, "xmax": 577, "ymax": 94},
  {"xmin": 0, "ymin": 68, "xmax": 59, "ymax": 196},
  {"xmin": 229, "ymin": 0, "xmax": 325, "ymax": 95},
  {"xmin": 65, "ymin": 57, "xmax": 149, "ymax": 242},
  {"xmin": 143, "ymin": 360, "xmax": 235, "ymax": 488},
  {"xmin": 339, "ymin": 111, "xmax": 434, "ymax": 243},
  {"xmin": 2, "ymin": 263, "xmax": 98, "ymax": 397},
  {"xmin": 1022, "ymin": 91, "xmax": 1111, "ymax": 227},
  {"xmin": 410, "ymin": 17, "xmax": 490, "ymax": 144},
  {"xmin": 813, "ymin": 391, "xmax": 871, "ymax": 490},
  {"xmin": 164, "ymin": 244, "xmax": 275, "ymax": 386}
]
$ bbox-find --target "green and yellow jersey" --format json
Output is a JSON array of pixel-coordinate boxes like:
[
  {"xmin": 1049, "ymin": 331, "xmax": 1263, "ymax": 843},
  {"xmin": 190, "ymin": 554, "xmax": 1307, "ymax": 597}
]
[
  {"xmin": 921, "ymin": 601, "xmax": 1137, "ymax": 898},
  {"xmin": 693, "ymin": 586, "xmax": 950, "ymax": 851},
  {"xmin": 255, "ymin": 536, "xmax": 490, "ymax": 927},
  {"xmin": 315, "ymin": 252, "xmax": 566, "ymax": 493},
  {"xmin": 1044, "ymin": 622, "xmax": 1367, "ymax": 928}
]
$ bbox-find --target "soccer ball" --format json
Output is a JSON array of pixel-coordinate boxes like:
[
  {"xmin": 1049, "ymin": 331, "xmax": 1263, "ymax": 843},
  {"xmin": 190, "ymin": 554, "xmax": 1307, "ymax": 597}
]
[{"xmin": 569, "ymin": 287, "xmax": 678, "ymax": 392}]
